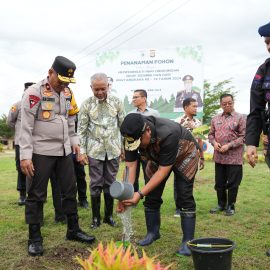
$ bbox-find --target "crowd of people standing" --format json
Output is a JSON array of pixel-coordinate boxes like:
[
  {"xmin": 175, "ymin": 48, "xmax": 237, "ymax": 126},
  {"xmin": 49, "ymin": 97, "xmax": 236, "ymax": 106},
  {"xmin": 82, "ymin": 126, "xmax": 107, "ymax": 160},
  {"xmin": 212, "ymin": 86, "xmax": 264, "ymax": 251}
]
[{"xmin": 5, "ymin": 20, "xmax": 270, "ymax": 259}]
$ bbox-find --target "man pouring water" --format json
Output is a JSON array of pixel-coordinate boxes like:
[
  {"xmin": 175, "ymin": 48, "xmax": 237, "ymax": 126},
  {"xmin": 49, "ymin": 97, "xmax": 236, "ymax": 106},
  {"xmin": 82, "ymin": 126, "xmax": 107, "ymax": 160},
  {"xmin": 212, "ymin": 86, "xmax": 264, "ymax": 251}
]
[{"xmin": 117, "ymin": 113, "xmax": 200, "ymax": 256}]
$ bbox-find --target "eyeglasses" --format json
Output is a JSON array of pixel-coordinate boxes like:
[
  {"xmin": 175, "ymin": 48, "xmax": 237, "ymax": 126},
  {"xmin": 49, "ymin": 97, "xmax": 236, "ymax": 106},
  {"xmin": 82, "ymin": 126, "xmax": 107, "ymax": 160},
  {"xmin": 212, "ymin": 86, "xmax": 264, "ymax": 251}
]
[{"xmin": 132, "ymin": 96, "xmax": 143, "ymax": 99}]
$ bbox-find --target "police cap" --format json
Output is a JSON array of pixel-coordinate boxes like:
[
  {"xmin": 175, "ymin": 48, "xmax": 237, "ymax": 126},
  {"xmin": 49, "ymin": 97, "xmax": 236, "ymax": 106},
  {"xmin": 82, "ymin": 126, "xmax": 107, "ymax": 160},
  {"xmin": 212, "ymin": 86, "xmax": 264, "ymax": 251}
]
[
  {"xmin": 258, "ymin": 22, "xmax": 270, "ymax": 37},
  {"xmin": 24, "ymin": 82, "xmax": 35, "ymax": 89},
  {"xmin": 120, "ymin": 113, "xmax": 146, "ymax": 151},
  {"xmin": 182, "ymin": 75, "xmax": 194, "ymax": 81},
  {"xmin": 52, "ymin": 56, "xmax": 76, "ymax": 83}
]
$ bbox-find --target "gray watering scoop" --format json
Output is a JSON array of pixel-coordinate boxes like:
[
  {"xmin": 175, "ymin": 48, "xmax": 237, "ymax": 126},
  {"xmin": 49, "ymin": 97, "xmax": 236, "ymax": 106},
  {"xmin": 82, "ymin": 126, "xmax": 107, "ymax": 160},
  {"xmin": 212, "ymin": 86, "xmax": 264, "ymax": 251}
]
[{"xmin": 110, "ymin": 166, "xmax": 134, "ymax": 201}]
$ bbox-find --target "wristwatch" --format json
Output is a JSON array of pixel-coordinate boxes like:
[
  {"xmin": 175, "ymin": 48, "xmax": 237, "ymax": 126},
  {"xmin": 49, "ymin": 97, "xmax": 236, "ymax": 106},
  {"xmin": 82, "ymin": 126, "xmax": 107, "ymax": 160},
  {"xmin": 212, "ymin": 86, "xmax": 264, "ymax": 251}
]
[{"xmin": 138, "ymin": 190, "xmax": 144, "ymax": 199}]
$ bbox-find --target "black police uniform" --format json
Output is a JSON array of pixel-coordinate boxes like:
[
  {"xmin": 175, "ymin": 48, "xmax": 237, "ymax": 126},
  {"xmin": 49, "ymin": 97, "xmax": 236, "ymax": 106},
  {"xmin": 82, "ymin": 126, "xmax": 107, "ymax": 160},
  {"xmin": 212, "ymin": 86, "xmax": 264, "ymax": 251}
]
[
  {"xmin": 246, "ymin": 58, "xmax": 270, "ymax": 146},
  {"xmin": 246, "ymin": 22, "xmax": 270, "ymax": 257},
  {"xmin": 246, "ymin": 20, "xmax": 270, "ymax": 149}
]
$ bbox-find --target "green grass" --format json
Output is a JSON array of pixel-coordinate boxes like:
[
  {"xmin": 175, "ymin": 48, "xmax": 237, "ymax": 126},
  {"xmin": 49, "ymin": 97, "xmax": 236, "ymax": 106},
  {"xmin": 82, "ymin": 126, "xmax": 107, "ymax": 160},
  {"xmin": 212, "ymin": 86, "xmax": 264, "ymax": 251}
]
[{"xmin": 0, "ymin": 153, "xmax": 270, "ymax": 270}]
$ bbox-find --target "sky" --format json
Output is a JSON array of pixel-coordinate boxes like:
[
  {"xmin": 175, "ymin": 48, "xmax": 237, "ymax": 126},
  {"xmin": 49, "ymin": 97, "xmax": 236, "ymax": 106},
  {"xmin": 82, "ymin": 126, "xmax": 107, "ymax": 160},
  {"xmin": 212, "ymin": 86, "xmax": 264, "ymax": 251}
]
[{"xmin": 1, "ymin": 0, "xmax": 270, "ymax": 116}]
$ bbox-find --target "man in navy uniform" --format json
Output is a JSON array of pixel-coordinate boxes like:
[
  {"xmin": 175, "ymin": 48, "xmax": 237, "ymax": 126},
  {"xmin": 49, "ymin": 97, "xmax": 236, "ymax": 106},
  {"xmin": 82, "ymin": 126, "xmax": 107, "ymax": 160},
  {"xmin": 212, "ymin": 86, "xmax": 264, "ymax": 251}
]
[
  {"xmin": 246, "ymin": 21, "xmax": 270, "ymax": 257},
  {"xmin": 20, "ymin": 56, "xmax": 95, "ymax": 256}
]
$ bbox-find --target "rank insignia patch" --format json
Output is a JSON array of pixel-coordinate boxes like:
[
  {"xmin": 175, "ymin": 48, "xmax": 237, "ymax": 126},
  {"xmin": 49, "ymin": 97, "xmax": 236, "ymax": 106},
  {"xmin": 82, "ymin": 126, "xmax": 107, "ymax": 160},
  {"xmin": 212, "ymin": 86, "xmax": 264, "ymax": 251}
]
[
  {"xmin": 42, "ymin": 111, "xmax": 51, "ymax": 119},
  {"xmin": 29, "ymin": 95, "xmax": 40, "ymax": 109},
  {"xmin": 43, "ymin": 89, "xmax": 53, "ymax": 97},
  {"xmin": 64, "ymin": 88, "xmax": 71, "ymax": 97},
  {"xmin": 11, "ymin": 105, "xmax": 17, "ymax": 112}
]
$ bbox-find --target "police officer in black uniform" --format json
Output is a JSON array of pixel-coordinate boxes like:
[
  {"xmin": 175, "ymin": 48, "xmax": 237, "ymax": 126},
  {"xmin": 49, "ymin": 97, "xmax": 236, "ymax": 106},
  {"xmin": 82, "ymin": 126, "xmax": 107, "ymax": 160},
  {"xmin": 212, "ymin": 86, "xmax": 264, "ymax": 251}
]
[
  {"xmin": 246, "ymin": 22, "xmax": 270, "ymax": 257},
  {"xmin": 19, "ymin": 56, "xmax": 95, "ymax": 256}
]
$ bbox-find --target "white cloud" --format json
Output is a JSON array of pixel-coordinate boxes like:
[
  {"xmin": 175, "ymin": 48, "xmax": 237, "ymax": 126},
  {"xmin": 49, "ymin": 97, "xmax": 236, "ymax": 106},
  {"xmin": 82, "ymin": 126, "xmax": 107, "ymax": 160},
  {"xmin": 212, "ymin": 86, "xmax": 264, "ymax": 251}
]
[{"xmin": 1, "ymin": 0, "xmax": 270, "ymax": 115}]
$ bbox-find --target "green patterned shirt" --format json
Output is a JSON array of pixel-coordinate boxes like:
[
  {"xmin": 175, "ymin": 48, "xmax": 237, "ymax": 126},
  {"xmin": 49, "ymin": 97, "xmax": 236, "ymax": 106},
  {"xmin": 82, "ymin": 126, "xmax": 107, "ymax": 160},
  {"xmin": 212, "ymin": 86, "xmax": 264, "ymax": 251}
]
[{"xmin": 78, "ymin": 95, "xmax": 126, "ymax": 160}]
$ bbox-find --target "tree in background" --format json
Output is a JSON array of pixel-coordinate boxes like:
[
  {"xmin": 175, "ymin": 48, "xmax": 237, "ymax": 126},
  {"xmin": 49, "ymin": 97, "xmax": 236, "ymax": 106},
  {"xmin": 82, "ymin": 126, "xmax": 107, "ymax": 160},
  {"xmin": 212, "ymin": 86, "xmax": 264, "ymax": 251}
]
[
  {"xmin": 203, "ymin": 79, "xmax": 237, "ymax": 124},
  {"xmin": 0, "ymin": 114, "xmax": 14, "ymax": 139}
]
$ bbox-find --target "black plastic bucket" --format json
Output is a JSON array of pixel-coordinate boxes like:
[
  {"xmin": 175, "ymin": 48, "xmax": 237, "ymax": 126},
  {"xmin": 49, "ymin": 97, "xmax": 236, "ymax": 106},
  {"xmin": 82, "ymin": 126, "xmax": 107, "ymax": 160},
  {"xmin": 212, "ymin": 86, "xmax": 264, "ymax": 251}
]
[{"xmin": 188, "ymin": 237, "xmax": 236, "ymax": 270}]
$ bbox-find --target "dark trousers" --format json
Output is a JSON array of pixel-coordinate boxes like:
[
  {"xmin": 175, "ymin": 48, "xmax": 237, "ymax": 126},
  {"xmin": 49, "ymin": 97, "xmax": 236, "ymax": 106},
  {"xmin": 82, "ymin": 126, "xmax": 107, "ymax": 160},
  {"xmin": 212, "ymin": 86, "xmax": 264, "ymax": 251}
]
[
  {"xmin": 25, "ymin": 153, "xmax": 77, "ymax": 224},
  {"xmin": 73, "ymin": 157, "xmax": 87, "ymax": 201},
  {"xmin": 143, "ymin": 168, "xmax": 196, "ymax": 212},
  {"xmin": 15, "ymin": 145, "xmax": 26, "ymax": 192},
  {"xmin": 88, "ymin": 156, "xmax": 119, "ymax": 196},
  {"xmin": 134, "ymin": 156, "xmax": 148, "ymax": 192},
  {"xmin": 50, "ymin": 172, "xmax": 64, "ymax": 217},
  {"xmin": 215, "ymin": 163, "xmax": 243, "ymax": 205}
]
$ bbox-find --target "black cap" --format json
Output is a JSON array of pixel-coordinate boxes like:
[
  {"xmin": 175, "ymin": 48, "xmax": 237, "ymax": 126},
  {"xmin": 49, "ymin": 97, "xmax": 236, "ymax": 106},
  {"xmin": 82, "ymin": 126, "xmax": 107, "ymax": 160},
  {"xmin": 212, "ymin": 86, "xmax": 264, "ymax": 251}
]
[
  {"xmin": 52, "ymin": 56, "xmax": 76, "ymax": 83},
  {"xmin": 120, "ymin": 113, "xmax": 146, "ymax": 151},
  {"xmin": 24, "ymin": 82, "xmax": 35, "ymax": 89},
  {"xmin": 258, "ymin": 22, "xmax": 270, "ymax": 37},
  {"xmin": 182, "ymin": 75, "xmax": 194, "ymax": 81}
]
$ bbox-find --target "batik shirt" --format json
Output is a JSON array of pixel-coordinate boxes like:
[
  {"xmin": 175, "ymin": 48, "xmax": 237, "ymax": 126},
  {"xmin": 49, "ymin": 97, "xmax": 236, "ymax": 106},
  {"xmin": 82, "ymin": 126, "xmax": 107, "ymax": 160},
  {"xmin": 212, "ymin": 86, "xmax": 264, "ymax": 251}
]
[
  {"xmin": 208, "ymin": 111, "xmax": 246, "ymax": 165},
  {"xmin": 175, "ymin": 114, "xmax": 201, "ymax": 132},
  {"xmin": 78, "ymin": 94, "xmax": 126, "ymax": 161}
]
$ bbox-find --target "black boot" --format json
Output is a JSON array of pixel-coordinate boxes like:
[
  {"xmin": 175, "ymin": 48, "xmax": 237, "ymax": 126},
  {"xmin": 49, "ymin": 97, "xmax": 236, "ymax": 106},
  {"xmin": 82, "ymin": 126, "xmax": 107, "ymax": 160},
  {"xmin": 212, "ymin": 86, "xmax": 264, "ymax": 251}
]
[
  {"xmin": 210, "ymin": 189, "xmax": 227, "ymax": 213},
  {"xmin": 28, "ymin": 224, "xmax": 43, "ymax": 256},
  {"xmin": 103, "ymin": 193, "xmax": 116, "ymax": 227},
  {"xmin": 266, "ymin": 249, "xmax": 270, "ymax": 256},
  {"xmin": 54, "ymin": 212, "xmax": 66, "ymax": 224},
  {"xmin": 137, "ymin": 208, "xmax": 160, "ymax": 246},
  {"xmin": 18, "ymin": 190, "xmax": 26, "ymax": 206},
  {"xmin": 90, "ymin": 196, "xmax": 101, "ymax": 229},
  {"xmin": 79, "ymin": 199, "xmax": 89, "ymax": 209},
  {"xmin": 177, "ymin": 212, "xmax": 196, "ymax": 256},
  {"xmin": 66, "ymin": 214, "xmax": 95, "ymax": 244}
]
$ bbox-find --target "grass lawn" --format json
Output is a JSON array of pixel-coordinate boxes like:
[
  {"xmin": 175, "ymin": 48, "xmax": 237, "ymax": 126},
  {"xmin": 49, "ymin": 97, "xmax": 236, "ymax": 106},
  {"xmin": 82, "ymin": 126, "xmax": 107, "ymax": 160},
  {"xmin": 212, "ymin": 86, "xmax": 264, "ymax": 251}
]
[{"xmin": 0, "ymin": 152, "xmax": 270, "ymax": 270}]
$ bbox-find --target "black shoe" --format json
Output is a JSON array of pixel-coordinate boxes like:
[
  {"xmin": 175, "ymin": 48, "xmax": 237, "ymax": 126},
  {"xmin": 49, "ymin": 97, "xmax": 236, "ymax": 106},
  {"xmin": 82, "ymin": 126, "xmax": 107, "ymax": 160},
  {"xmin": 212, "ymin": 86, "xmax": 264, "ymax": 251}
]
[
  {"xmin": 18, "ymin": 196, "xmax": 26, "ymax": 206},
  {"xmin": 209, "ymin": 205, "xmax": 225, "ymax": 214},
  {"xmin": 174, "ymin": 209, "xmax": 181, "ymax": 217},
  {"xmin": 90, "ymin": 217, "xmax": 101, "ymax": 229},
  {"xmin": 66, "ymin": 228, "xmax": 95, "ymax": 244},
  {"xmin": 28, "ymin": 240, "xmax": 43, "ymax": 256},
  {"xmin": 225, "ymin": 205, "xmax": 235, "ymax": 216},
  {"xmin": 55, "ymin": 215, "xmax": 66, "ymax": 224},
  {"xmin": 79, "ymin": 199, "xmax": 89, "ymax": 209},
  {"xmin": 103, "ymin": 216, "xmax": 116, "ymax": 227},
  {"xmin": 266, "ymin": 249, "xmax": 270, "ymax": 256}
]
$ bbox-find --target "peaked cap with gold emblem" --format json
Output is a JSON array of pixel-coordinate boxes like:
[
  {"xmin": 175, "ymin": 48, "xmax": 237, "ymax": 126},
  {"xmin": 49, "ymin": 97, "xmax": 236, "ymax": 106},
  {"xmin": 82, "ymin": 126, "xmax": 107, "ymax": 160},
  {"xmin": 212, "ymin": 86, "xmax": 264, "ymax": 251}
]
[
  {"xmin": 52, "ymin": 56, "xmax": 76, "ymax": 83},
  {"xmin": 120, "ymin": 113, "xmax": 146, "ymax": 151}
]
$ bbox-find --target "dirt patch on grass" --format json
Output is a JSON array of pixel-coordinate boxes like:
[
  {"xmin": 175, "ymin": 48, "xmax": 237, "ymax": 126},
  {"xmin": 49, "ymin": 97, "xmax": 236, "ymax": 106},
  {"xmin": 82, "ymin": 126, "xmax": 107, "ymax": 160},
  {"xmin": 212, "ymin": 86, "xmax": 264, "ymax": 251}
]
[{"xmin": 14, "ymin": 246, "xmax": 91, "ymax": 270}]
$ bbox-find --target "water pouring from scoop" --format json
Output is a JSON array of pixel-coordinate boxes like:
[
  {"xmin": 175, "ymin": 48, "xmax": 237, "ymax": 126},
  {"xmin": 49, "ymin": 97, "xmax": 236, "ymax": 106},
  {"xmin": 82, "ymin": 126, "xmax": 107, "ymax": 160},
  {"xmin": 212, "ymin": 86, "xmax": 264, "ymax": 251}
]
[{"xmin": 110, "ymin": 166, "xmax": 134, "ymax": 201}]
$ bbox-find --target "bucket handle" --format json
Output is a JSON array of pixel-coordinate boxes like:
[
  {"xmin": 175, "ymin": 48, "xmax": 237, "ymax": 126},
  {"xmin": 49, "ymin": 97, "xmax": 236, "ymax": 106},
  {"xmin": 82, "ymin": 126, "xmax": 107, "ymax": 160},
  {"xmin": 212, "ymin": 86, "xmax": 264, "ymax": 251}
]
[
  {"xmin": 124, "ymin": 166, "xmax": 129, "ymax": 183},
  {"xmin": 187, "ymin": 241, "xmax": 233, "ymax": 248}
]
